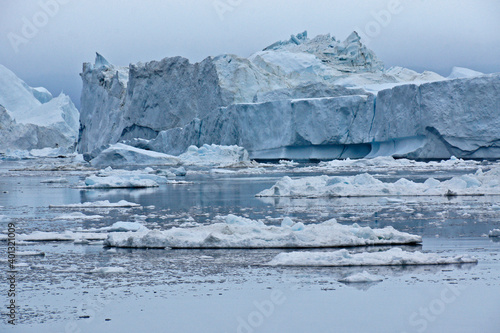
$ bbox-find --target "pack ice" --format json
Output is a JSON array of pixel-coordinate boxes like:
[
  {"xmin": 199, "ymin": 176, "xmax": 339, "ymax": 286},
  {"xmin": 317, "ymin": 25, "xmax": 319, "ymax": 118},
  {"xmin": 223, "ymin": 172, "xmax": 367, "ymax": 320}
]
[
  {"xmin": 267, "ymin": 248, "xmax": 478, "ymax": 266},
  {"xmin": 103, "ymin": 215, "xmax": 421, "ymax": 248},
  {"xmin": 78, "ymin": 31, "xmax": 499, "ymax": 160},
  {"xmin": 257, "ymin": 167, "xmax": 500, "ymax": 197},
  {"xmin": 0, "ymin": 65, "xmax": 79, "ymax": 153}
]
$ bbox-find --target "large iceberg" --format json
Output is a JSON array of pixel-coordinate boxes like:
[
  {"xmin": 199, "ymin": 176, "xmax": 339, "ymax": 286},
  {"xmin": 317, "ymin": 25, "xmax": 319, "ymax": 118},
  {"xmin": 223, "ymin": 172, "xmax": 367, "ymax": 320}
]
[
  {"xmin": 0, "ymin": 65, "xmax": 79, "ymax": 153},
  {"xmin": 77, "ymin": 32, "xmax": 499, "ymax": 160}
]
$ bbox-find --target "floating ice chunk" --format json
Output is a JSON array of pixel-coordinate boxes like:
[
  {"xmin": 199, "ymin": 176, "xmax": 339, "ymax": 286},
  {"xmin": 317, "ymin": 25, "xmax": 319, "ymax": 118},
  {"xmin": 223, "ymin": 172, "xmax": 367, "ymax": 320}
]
[
  {"xmin": 171, "ymin": 167, "xmax": 187, "ymax": 176},
  {"xmin": 83, "ymin": 175, "xmax": 159, "ymax": 188},
  {"xmin": 267, "ymin": 248, "xmax": 478, "ymax": 266},
  {"xmin": 16, "ymin": 251, "xmax": 45, "ymax": 256},
  {"xmin": 49, "ymin": 200, "xmax": 140, "ymax": 208},
  {"xmin": 90, "ymin": 143, "xmax": 180, "ymax": 168},
  {"xmin": 9, "ymin": 231, "xmax": 108, "ymax": 242},
  {"xmin": 90, "ymin": 267, "xmax": 126, "ymax": 274},
  {"xmin": 281, "ymin": 217, "xmax": 294, "ymax": 228},
  {"xmin": 81, "ymin": 167, "xmax": 177, "ymax": 188},
  {"xmin": 489, "ymin": 229, "xmax": 500, "ymax": 237},
  {"xmin": 104, "ymin": 215, "xmax": 421, "ymax": 249},
  {"xmin": 257, "ymin": 168, "xmax": 500, "ymax": 197},
  {"xmin": 178, "ymin": 144, "xmax": 250, "ymax": 167},
  {"xmin": 98, "ymin": 222, "xmax": 146, "ymax": 232},
  {"xmin": 338, "ymin": 271, "xmax": 383, "ymax": 283},
  {"xmin": 56, "ymin": 212, "xmax": 103, "ymax": 220},
  {"xmin": 279, "ymin": 160, "xmax": 299, "ymax": 167}
]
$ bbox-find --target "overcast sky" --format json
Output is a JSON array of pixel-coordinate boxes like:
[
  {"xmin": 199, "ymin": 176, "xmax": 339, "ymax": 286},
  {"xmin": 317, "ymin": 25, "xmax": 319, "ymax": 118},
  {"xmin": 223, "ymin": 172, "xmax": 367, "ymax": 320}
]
[{"xmin": 1, "ymin": 0, "xmax": 499, "ymax": 108}]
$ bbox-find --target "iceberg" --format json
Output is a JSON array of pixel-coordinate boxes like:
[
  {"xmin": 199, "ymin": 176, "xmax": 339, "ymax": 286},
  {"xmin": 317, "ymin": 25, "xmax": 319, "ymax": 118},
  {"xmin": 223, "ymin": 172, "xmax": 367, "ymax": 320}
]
[
  {"xmin": 89, "ymin": 143, "xmax": 180, "ymax": 167},
  {"xmin": 0, "ymin": 65, "xmax": 79, "ymax": 153},
  {"xmin": 89, "ymin": 143, "xmax": 249, "ymax": 167},
  {"xmin": 257, "ymin": 167, "xmax": 500, "ymax": 198},
  {"xmin": 178, "ymin": 144, "xmax": 250, "ymax": 166},
  {"xmin": 77, "ymin": 32, "xmax": 498, "ymax": 160},
  {"xmin": 267, "ymin": 248, "xmax": 478, "ymax": 266},
  {"xmin": 103, "ymin": 215, "xmax": 421, "ymax": 249},
  {"xmin": 489, "ymin": 229, "xmax": 500, "ymax": 237}
]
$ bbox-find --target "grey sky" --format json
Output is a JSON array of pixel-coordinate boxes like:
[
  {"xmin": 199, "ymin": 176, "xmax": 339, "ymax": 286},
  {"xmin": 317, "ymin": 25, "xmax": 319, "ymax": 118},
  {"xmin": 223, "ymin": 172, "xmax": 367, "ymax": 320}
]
[{"xmin": 1, "ymin": 0, "xmax": 499, "ymax": 108}]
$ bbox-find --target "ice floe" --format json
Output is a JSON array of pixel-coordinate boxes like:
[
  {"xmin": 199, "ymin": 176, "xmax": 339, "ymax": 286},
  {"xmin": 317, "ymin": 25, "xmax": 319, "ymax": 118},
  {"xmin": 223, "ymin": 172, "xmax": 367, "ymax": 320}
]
[
  {"xmin": 179, "ymin": 144, "xmax": 250, "ymax": 167},
  {"xmin": 56, "ymin": 212, "xmax": 103, "ymax": 220},
  {"xmin": 316, "ymin": 156, "xmax": 484, "ymax": 172},
  {"xmin": 257, "ymin": 167, "xmax": 500, "ymax": 198},
  {"xmin": 95, "ymin": 222, "xmax": 146, "ymax": 232},
  {"xmin": 78, "ymin": 166, "xmax": 187, "ymax": 189},
  {"xmin": 89, "ymin": 267, "xmax": 126, "ymax": 274},
  {"xmin": 3, "ymin": 231, "xmax": 108, "ymax": 242},
  {"xmin": 90, "ymin": 143, "xmax": 180, "ymax": 168},
  {"xmin": 489, "ymin": 229, "xmax": 500, "ymax": 237},
  {"xmin": 0, "ymin": 222, "xmax": 147, "ymax": 243},
  {"xmin": 267, "ymin": 248, "xmax": 478, "ymax": 266},
  {"xmin": 83, "ymin": 175, "xmax": 160, "ymax": 188},
  {"xmin": 104, "ymin": 215, "xmax": 421, "ymax": 249},
  {"xmin": 49, "ymin": 200, "xmax": 140, "ymax": 209},
  {"xmin": 16, "ymin": 251, "xmax": 45, "ymax": 256}
]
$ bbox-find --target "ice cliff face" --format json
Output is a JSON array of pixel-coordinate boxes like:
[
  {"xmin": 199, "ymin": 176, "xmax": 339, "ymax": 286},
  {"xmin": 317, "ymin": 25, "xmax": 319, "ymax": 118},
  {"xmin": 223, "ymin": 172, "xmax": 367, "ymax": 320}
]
[
  {"xmin": 78, "ymin": 32, "xmax": 499, "ymax": 160},
  {"xmin": 0, "ymin": 65, "xmax": 79, "ymax": 153}
]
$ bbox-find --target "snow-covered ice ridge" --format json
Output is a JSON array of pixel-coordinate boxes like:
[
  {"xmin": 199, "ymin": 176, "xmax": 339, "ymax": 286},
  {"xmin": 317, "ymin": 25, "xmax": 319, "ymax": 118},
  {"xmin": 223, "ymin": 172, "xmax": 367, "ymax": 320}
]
[
  {"xmin": 78, "ymin": 31, "xmax": 500, "ymax": 160},
  {"xmin": 267, "ymin": 248, "xmax": 478, "ymax": 266},
  {"xmin": 104, "ymin": 214, "xmax": 421, "ymax": 248},
  {"xmin": 257, "ymin": 167, "xmax": 500, "ymax": 198},
  {"xmin": 0, "ymin": 65, "xmax": 79, "ymax": 153}
]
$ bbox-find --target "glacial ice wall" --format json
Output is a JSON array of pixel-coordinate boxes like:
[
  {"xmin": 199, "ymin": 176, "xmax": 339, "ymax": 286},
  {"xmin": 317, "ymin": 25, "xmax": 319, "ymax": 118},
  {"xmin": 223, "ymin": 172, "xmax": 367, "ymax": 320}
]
[
  {"xmin": 371, "ymin": 74, "xmax": 500, "ymax": 159},
  {"xmin": 77, "ymin": 31, "xmax": 499, "ymax": 160}
]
